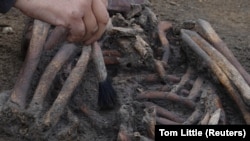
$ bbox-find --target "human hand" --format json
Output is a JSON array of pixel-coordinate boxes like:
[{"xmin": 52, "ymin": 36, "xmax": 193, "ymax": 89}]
[{"xmin": 14, "ymin": 0, "xmax": 109, "ymax": 44}]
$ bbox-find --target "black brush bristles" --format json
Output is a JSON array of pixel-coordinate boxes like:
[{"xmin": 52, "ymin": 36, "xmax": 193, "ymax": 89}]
[{"xmin": 98, "ymin": 78, "xmax": 117, "ymax": 110}]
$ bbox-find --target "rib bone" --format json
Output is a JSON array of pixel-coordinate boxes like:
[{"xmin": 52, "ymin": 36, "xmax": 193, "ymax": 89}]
[
  {"xmin": 43, "ymin": 46, "xmax": 92, "ymax": 127},
  {"xmin": 10, "ymin": 20, "xmax": 50, "ymax": 109},
  {"xmin": 181, "ymin": 29, "xmax": 250, "ymax": 124},
  {"xmin": 195, "ymin": 19, "xmax": 250, "ymax": 86},
  {"xmin": 28, "ymin": 43, "xmax": 78, "ymax": 113},
  {"xmin": 184, "ymin": 29, "xmax": 250, "ymax": 105}
]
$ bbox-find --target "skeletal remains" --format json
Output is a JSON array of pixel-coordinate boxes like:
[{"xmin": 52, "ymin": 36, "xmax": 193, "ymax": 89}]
[{"xmin": 0, "ymin": 0, "xmax": 250, "ymax": 140}]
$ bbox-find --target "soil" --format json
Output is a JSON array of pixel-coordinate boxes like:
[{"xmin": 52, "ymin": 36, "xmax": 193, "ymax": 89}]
[{"xmin": 0, "ymin": 0, "xmax": 250, "ymax": 141}]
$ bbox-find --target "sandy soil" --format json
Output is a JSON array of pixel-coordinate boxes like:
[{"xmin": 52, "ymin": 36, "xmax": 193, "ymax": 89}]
[{"xmin": 0, "ymin": 0, "xmax": 249, "ymax": 140}]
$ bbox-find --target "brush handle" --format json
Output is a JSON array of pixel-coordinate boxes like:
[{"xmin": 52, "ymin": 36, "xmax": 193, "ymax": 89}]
[{"xmin": 92, "ymin": 42, "xmax": 108, "ymax": 82}]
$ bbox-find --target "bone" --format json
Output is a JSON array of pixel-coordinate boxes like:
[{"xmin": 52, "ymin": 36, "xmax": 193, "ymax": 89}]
[
  {"xmin": 143, "ymin": 102, "xmax": 185, "ymax": 123},
  {"xmin": 187, "ymin": 76, "xmax": 204, "ymax": 100},
  {"xmin": 183, "ymin": 29, "xmax": 250, "ymax": 105},
  {"xmin": 106, "ymin": 26, "xmax": 144, "ymax": 37},
  {"xmin": 134, "ymin": 35, "xmax": 153, "ymax": 59},
  {"xmin": 157, "ymin": 21, "xmax": 172, "ymax": 64},
  {"xmin": 102, "ymin": 49, "xmax": 122, "ymax": 57},
  {"xmin": 162, "ymin": 74, "xmax": 181, "ymax": 83},
  {"xmin": 183, "ymin": 108, "xmax": 203, "ymax": 125},
  {"xmin": 195, "ymin": 19, "xmax": 250, "ymax": 86},
  {"xmin": 154, "ymin": 59, "xmax": 166, "ymax": 80},
  {"xmin": 21, "ymin": 18, "xmax": 33, "ymax": 59},
  {"xmin": 133, "ymin": 73, "xmax": 180, "ymax": 83},
  {"xmin": 136, "ymin": 91, "xmax": 196, "ymax": 109},
  {"xmin": 199, "ymin": 112, "xmax": 210, "ymax": 125},
  {"xmin": 44, "ymin": 26, "xmax": 68, "ymax": 50},
  {"xmin": 28, "ymin": 43, "xmax": 78, "ymax": 113},
  {"xmin": 43, "ymin": 46, "xmax": 92, "ymax": 127},
  {"xmin": 181, "ymin": 30, "xmax": 250, "ymax": 124},
  {"xmin": 213, "ymin": 95, "xmax": 226, "ymax": 125},
  {"xmin": 10, "ymin": 20, "xmax": 50, "ymax": 108},
  {"xmin": 171, "ymin": 66, "xmax": 194, "ymax": 93},
  {"xmin": 142, "ymin": 106, "xmax": 156, "ymax": 139},
  {"xmin": 208, "ymin": 108, "xmax": 221, "ymax": 125}
]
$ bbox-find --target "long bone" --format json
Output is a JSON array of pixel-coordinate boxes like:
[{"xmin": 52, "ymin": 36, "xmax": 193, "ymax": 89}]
[
  {"xmin": 156, "ymin": 117, "xmax": 180, "ymax": 125},
  {"xmin": 183, "ymin": 29, "xmax": 250, "ymax": 105},
  {"xmin": 195, "ymin": 19, "xmax": 250, "ymax": 86},
  {"xmin": 136, "ymin": 91, "xmax": 196, "ymax": 109},
  {"xmin": 187, "ymin": 76, "xmax": 204, "ymax": 100},
  {"xmin": 10, "ymin": 20, "xmax": 50, "ymax": 108},
  {"xmin": 28, "ymin": 43, "xmax": 78, "ymax": 113},
  {"xmin": 181, "ymin": 29, "xmax": 250, "ymax": 124},
  {"xmin": 170, "ymin": 66, "xmax": 194, "ymax": 93},
  {"xmin": 143, "ymin": 102, "xmax": 185, "ymax": 123},
  {"xmin": 44, "ymin": 26, "xmax": 68, "ymax": 50},
  {"xmin": 43, "ymin": 46, "xmax": 92, "ymax": 127},
  {"xmin": 157, "ymin": 21, "xmax": 172, "ymax": 64}
]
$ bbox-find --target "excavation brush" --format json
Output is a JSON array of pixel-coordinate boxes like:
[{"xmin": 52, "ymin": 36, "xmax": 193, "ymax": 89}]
[{"xmin": 92, "ymin": 42, "xmax": 117, "ymax": 109}]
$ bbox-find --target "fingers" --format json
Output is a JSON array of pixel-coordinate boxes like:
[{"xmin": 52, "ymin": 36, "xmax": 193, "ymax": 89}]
[
  {"xmin": 85, "ymin": 0, "xmax": 109, "ymax": 45},
  {"xmin": 67, "ymin": 17, "xmax": 86, "ymax": 42},
  {"xmin": 16, "ymin": 0, "xmax": 109, "ymax": 43},
  {"xmin": 81, "ymin": 7, "xmax": 98, "ymax": 42},
  {"xmin": 91, "ymin": 0, "xmax": 109, "ymax": 27},
  {"xmin": 101, "ymin": 0, "xmax": 108, "ymax": 8},
  {"xmin": 66, "ymin": 0, "xmax": 109, "ymax": 44}
]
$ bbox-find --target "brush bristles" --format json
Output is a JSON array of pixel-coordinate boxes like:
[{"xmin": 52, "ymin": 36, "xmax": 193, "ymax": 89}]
[{"xmin": 98, "ymin": 78, "xmax": 117, "ymax": 109}]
